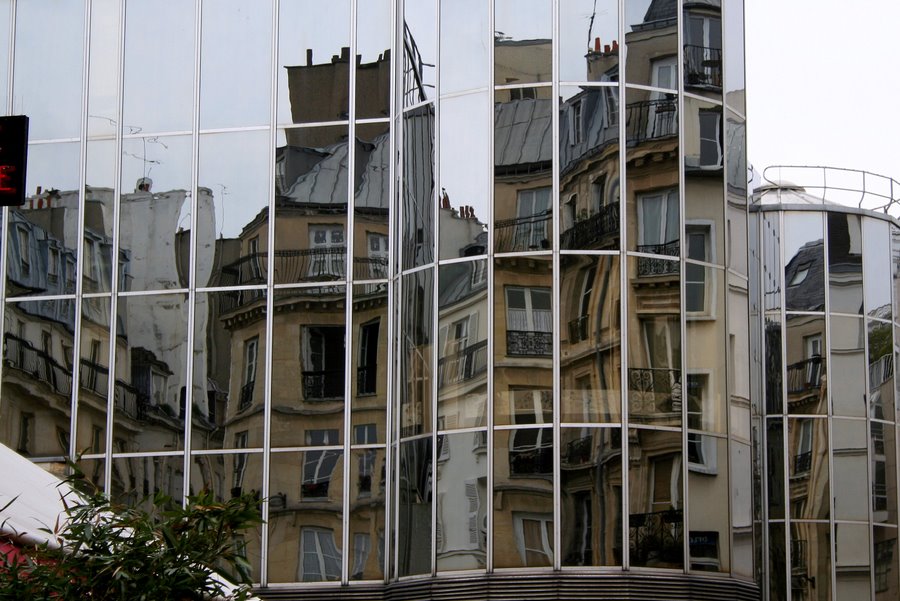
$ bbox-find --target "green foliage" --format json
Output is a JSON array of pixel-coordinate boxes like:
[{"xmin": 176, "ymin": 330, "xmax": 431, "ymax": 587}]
[{"xmin": 0, "ymin": 469, "xmax": 262, "ymax": 601}]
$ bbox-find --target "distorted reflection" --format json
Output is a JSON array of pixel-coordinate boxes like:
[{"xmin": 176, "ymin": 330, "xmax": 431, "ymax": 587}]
[
  {"xmin": 829, "ymin": 317, "xmax": 865, "ymax": 418},
  {"xmin": 560, "ymin": 0, "xmax": 618, "ymax": 83},
  {"xmin": 790, "ymin": 522, "xmax": 831, "ymax": 601},
  {"xmin": 684, "ymin": 97, "xmax": 724, "ymax": 264},
  {"xmin": 766, "ymin": 418, "xmax": 784, "ymax": 519},
  {"xmin": 768, "ymin": 522, "xmax": 787, "ymax": 600},
  {"xmin": 493, "ymin": 428, "xmax": 554, "ymax": 569},
  {"xmin": 831, "ymin": 419, "xmax": 868, "ymax": 521},
  {"xmin": 438, "ymin": 261, "xmax": 488, "ymax": 430},
  {"xmin": 1, "ymin": 299, "xmax": 76, "ymax": 459},
  {"xmin": 787, "ymin": 417, "xmax": 829, "ymax": 520},
  {"xmin": 348, "ymin": 448, "xmax": 386, "ymax": 580},
  {"xmin": 688, "ymin": 435, "xmax": 729, "ymax": 572},
  {"xmin": 75, "ymin": 298, "xmax": 110, "ymax": 456},
  {"xmin": 403, "ymin": 105, "xmax": 436, "ymax": 268},
  {"xmin": 401, "ymin": 269, "xmax": 434, "ymax": 438},
  {"xmin": 726, "ymin": 112, "xmax": 748, "ymax": 274},
  {"xmin": 627, "ymin": 256, "xmax": 681, "ymax": 427},
  {"xmin": 494, "ymin": 87, "xmax": 553, "ymax": 253},
  {"xmin": 784, "ymin": 212, "xmax": 824, "ymax": 312},
  {"xmin": 827, "ymin": 213, "xmax": 863, "ymax": 314},
  {"xmin": 625, "ymin": 0, "xmax": 678, "ymax": 89},
  {"xmin": 686, "ymin": 269, "xmax": 726, "ymax": 433},
  {"xmin": 403, "ymin": 0, "xmax": 436, "ymax": 105},
  {"xmin": 762, "ymin": 212, "xmax": 782, "ymax": 311},
  {"xmin": 560, "ymin": 255, "xmax": 621, "ymax": 423},
  {"xmin": 560, "ymin": 427, "xmax": 621, "ymax": 566},
  {"xmin": 723, "ymin": 0, "xmax": 745, "ymax": 112},
  {"xmin": 559, "ymin": 86, "xmax": 620, "ymax": 251},
  {"xmin": 397, "ymin": 438, "xmax": 433, "ymax": 576},
  {"xmin": 871, "ymin": 422, "xmax": 897, "ymax": 526},
  {"xmin": 864, "ymin": 218, "xmax": 893, "ymax": 319},
  {"xmin": 874, "ymin": 526, "xmax": 899, "ymax": 600},
  {"xmin": 785, "ymin": 315, "xmax": 826, "ymax": 416},
  {"xmin": 628, "ymin": 428, "xmax": 683, "ymax": 569},
  {"xmin": 730, "ymin": 441, "xmax": 754, "ymax": 577},
  {"xmin": 351, "ymin": 284, "xmax": 389, "ymax": 444},
  {"xmin": 494, "ymin": 0, "xmax": 552, "ymax": 86},
  {"xmin": 683, "ymin": 0, "xmax": 722, "ymax": 101},
  {"xmin": 868, "ymin": 321, "xmax": 895, "ymax": 420},
  {"xmin": 356, "ymin": 0, "xmax": 392, "ymax": 119},
  {"xmin": 436, "ymin": 432, "xmax": 488, "ymax": 571}
]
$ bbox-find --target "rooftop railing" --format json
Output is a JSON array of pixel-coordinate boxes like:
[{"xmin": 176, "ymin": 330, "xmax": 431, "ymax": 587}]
[{"xmin": 759, "ymin": 165, "xmax": 900, "ymax": 217}]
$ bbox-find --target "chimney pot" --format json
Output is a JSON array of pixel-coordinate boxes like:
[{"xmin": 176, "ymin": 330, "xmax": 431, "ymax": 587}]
[
  {"xmin": 604, "ymin": 44, "xmax": 611, "ymax": 53},
  {"xmin": 306, "ymin": 48, "xmax": 313, "ymax": 66},
  {"xmin": 594, "ymin": 37, "xmax": 601, "ymax": 52}
]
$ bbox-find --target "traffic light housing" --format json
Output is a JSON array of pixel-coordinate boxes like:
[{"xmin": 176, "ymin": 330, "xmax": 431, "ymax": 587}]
[{"xmin": 0, "ymin": 115, "xmax": 28, "ymax": 206}]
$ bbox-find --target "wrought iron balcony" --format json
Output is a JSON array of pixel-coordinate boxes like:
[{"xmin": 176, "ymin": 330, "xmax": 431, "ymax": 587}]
[
  {"xmin": 239, "ymin": 381, "xmax": 255, "ymax": 411},
  {"xmin": 506, "ymin": 330, "xmax": 552, "ymax": 356},
  {"xmin": 635, "ymin": 240, "xmax": 679, "ymax": 276},
  {"xmin": 628, "ymin": 367, "xmax": 682, "ymax": 415},
  {"xmin": 301, "ymin": 481, "xmax": 331, "ymax": 499},
  {"xmin": 793, "ymin": 451, "xmax": 811, "ymax": 475},
  {"xmin": 786, "ymin": 357, "xmax": 823, "ymax": 394},
  {"xmin": 684, "ymin": 45, "xmax": 722, "ymax": 88},
  {"xmin": 437, "ymin": 339, "xmax": 488, "ymax": 387},
  {"xmin": 494, "ymin": 212, "xmax": 552, "ymax": 253},
  {"xmin": 629, "ymin": 509, "xmax": 684, "ymax": 566},
  {"xmin": 560, "ymin": 203, "xmax": 620, "ymax": 250},
  {"xmin": 563, "ymin": 436, "xmax": 593, "ymax": 466},
  {"xmin": 357, "ymin": 366, "xmax": 377, "ymax": 396},
  {"xmin": 4, "ymin": 333, "xmax": 73, "ymax": 397},
  {"xmin": 302, "ymin": 369, "xmax": 345, "ymax": 400},
  {"xmin": 625, "ymin": 99, "xmax": 678, "ymax": 145},
  {"xmin": 509, "ymin": 445, "xmax": 553, "ymax": 476}
]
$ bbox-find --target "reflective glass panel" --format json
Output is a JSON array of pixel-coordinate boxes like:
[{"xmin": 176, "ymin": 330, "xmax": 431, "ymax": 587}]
[
  {"xmin": 559, "ymin": 86, "xmax": 621, "ymax": 251},
  {"xmin": 682, "ymin": 0, "xmax": 722, "ymax": 101},
  {"xmin": 121, "ymin": 455, "xmax": 186, "ymax": 508},
  {"xmin": 8, "ymin": 143, "xmax": 81, "ymax": 298},
  {"xmin": 688, "ymin": 435, "xmax": 729, "ymax": 573},
  {"xmin": 198, "ymin": 131, "xmax": 270, "ymax": 288},
  {"xmin": 123, "ymin": 0, "xmax": 194, "ymax": 133},
  {"xmin": 351, "ymin": 285, "xmax": 388, "ymax": 443},
  {"xmin": 728, "ymin": 282, "xmax": 751, "ymax": 442},
  {"xmin": 118, "ymin": 135, "xmax": 192, "ymax": 291},
  {"xmin": 790, "ymin": 522, "xmax": 830, "ymax": 600},
  {"xmin": 872, "ymin": 422, "xmax": 897, "ymax": 526},
  {"xmin": 493, "ymin": 428, "xmax": 555, "ymax": 569},
  {"xmin": 402, "ymin": 104, "xmax": 435, "ymax": 268},
  {"xmin": 827, "ymin": 212, "xmax": 863, "ymax": 315},
  {"xmin": 873, "ymin": 526, "xmax": 899, "ymax": 600},
  {"xmin": 437, "ymin": 260, "xmax": 488, "ymax": 430},
  {"xmin": 560, "ymin": 0, "xmax": 618, "ymax": 83},
  {"xmin": 278, "ymin": 0, "xmax": 351, "ymax": 125},
  {"xmin": 2, "ymin": 299, "xmax": 76, "ymax": 458},
  {"xmin": 494, "ymin": 257, "xmax": 553, "ymax": 426},
  {"xmin": 76, "ymin": 297, "xmax": 110, "ymax": 454},
  {"xmin": 397, "ymin": 437, "xmax": 433, "ymax": 576},
  {"xmin": 560, "ymin": 255, "xmax": 621, "ymax": 423},
  {"xmin": 723, "ymin": 0, "xmax": 745, "ymax": 113},
  {"xmin": 686, "ymin": 268, "xmax": 726, "ymax": 433},
  {"xmin": 274, "ymin": 126, "xmax": 349, "ymax": 285},
  {"xmin": 867, "ymin": 324, "xmax": 893, "ymax": 404},
  {"xmin": 269, "ymin": 449, "xmax": 344, "ymax": 583},
  {"xmin": 189, "ymin": 452, "xmax": 263, "ymax": 580},
  {"xmin": 560, "ymin": 427, "xmax": 621, "ymax": 567},
  {"xmin": 436, "ymin": 432, "xmax": 488, "ymax": 571},
  {"xmin": 271, "ymin": 286, "xmax": 346, "ymax": 448},
  {"xmin": 113, "ymin": 293, "xmax": 188, "ymax": 452},
  {"xmin": 832, "ymin": 419, "xmax": 868, "ymax": 521},
  {"xmin": 356, "ymin": 0, "xmax": 391, "ymax": 119},
  {"xmin": 624, "ymin": 0, "xmax": 678, "ymax": 88},
  {"xmin": 14, "ymin": 0, "xmax": 84, "ymax": 140},
  {"xmin": 725, "ymin": 112, "xmax": 747, "ymax": 275},
  {"xmin": 762, "ymin": 211, "xmax": 781, "ymax": 311},
  {"xmin": 439, "ymin": 93, "xmax": 490, "ymax": 259},
  {"xmin": 684, "ymin": 97, "xmax": 725, "ymax": 266},
  {"xmin": 787, "ymin": 417, "xmax": 829, "ymax": 520},
  {"xmin": 354, "ymin": 122, "xmax": 390, "ymax": 277},
  {"xmin": 839, "ymin": 525, "xmax": 874, "ymax": 599},
  {"xmin": 348, "ymin": 448, "xmax": 386, "ymax": 580},
  {"xmin": 494, "ymin": 0, "xmax": 552, "ymax": 86},
  {"xmin": 87, "ymin": 0, "xmax": 120, "ymax": 139},
  {"xmin": 84, "ymin": 141, "xmax": 117, "ymax": 294},
  {"xmin": 763, "ymin": 314, "xmax": 783, "ymax": 415},
  {"xmin": 440, "ymin": 0, "xmax": 489, "ymax": 94},
  {"xmin": 400, "ymin": 269, "xmax": 434, "ymax": 438},
  {"xmin": 730, "ymin": 441, "xmax": 753, "ymax": 577},
  {"xmin": 893, "ymin": 226, "xmax": 900, "ymax": 322},
  {"xmin": 865, "ymin": 217, "xmax": 893, "ymax": 319},
  {"xmin": 626, "ymin": 256, "xmax": 681, "ymax": 427},
  {"xmin": 767, "ymin": 522, "xmax": 787, "ymax": 600},
  {"xmin": 403, "ymin": 0, "xmax": 436, "ymax": 105},
  {"xmin": 784, "ymin": 212, "xmax": 824, "ymax": 312},
  {"xmin": 200, "ymin": 0, "xmax": 272, "ymax": 129},
  {"xmin": 625, "ymin": 87, "xmax": 679, "ymax": 255},
  {"xmin": 628, "ymin": 428, "xmax": 683, "ymax": 569},
  {"xmin": 766, "ymin": 418, "xmax": 784, "ymax": 520},
  {"xmin": 785, "ymin": 314, "xmax": 826, "ymax": 416},
  {"xmin": 830, "ymin": 316, "xmax": 866, "ymax": 418},
  {"xmin": 494, "ymin": 88, "xmax": 553, "ymax": 253},
  {"xmin": 0, "ymin": 0, "xmax": 9, "ymax": 114}
]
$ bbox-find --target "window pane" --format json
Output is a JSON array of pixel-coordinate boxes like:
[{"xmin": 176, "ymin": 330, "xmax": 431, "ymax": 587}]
[{"xmin": 436, "ymin": 432, "xmax": 487, "ymax": 572}]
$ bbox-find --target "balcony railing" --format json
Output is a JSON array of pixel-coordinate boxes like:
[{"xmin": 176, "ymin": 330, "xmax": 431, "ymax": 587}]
[
  {"xmin": 628, "ymin": 368, "xmax": 682, "ymax": 415},
  {"xmin": 560, "ymin": 203, "xmax": 619, "ymax": 250},
  {"xmin": 494, "ymin": 212, "xmax": 552, "ymax": 253},
  {"xmin": 629, "ymin": 509, "xmax": 684, "ymax": 565},
  {"xmin": 239, "ymin": 381, "xmax": 254, "ymax": 411},
  {"xmin": 357, "ymin": 366, "xmax": 377, "ymax": 396},
  {"xmin": 437, "ymin": 339, "xmax": 488, "ymax": 387},
  {"xmin": 790, "ymin": 539, "xmax": 808, "ymax": 571},
  {"xmin": 302, "ymin": 369, "xmax": 345, "ymax": 400},
  {"xmin": 4, "ymin": 334, "xmax": 73, "ymax": 397},
  {"xmin": 626, "ymin": 99, "xmax": 678, "ymax": 145},
  {"xmin": 506, "ymin": 330, "xmax": 552, "ymax": 356},
  {"xmin": 786, "ymin": 357, "xmax": 823, "ymax": 395},
  {"xmin": 793, "ymin": 451, "xmax": 811, "ymax": 475},
  {"xmin": 635, "ymin": 240, "xmax": 679, "ymax": 276},
  {"xmin": 509, "ymin": 445, "xmax": 553, "ymax": 475},
  {"xmin": 870, "ymin": 354, "xmax": 894, "ymax": 389},
  {"xmin": 563, "ymin": 436, "xmax": 593, "ymax": 466},
  {"xmin": 684, "ymin": 45, "xmax": 722, "ymax": 88}
]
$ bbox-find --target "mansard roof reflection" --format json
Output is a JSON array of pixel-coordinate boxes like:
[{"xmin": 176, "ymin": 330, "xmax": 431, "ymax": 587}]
[
  {"xmin": 494, "ymin": 98, "xmax": 552, "ymax": 172},
  {"xmin": 438, "ymin": 261, "xmax": 487, "ymax": 308},
  {"xmin": 635, "ymin": 0, "xmax": 677, "ymax": 30},
  {"xmin": 560, "ymin": 88, "xmax": 619, "ymax": 177}
]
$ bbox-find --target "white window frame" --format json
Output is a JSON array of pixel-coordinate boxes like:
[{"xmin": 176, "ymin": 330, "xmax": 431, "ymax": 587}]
[
  {"xmin": 243, "ymin": 337, "xmax": 258, "ymax": 387},
  {"xmin": 351, "ymin": 533, "xmax": 371, "ymax": 579},
  {"xmin": 308, "ymin": 224, "xmax": 345, "ymax": 278},
  {"xmin": 636, "ymin": 189, "xmax": 679, "ymax": 249},
  {"xmin": 299, "ymin": 527, "xmax": 341, "ymax": 582},
  {"xmin": 505, "ymin": 286, "xmax": 552, "ymax": 333},
  {"xmin": 513, "ymin": 512, "xmax": 554, "ymax": 567}
]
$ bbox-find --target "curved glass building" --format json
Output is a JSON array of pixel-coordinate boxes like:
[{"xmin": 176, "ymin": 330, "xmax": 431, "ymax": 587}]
[
  {"xmin": 0, "ymin": 0, "xmax": 759, "ymax": 598},
  {"xmin": 752, "ymin": 168, "xmax": 900, "ymax": 601}
]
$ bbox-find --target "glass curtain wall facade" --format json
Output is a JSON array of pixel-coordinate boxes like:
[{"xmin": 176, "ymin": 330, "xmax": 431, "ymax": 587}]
[
  {"xmin": 752, "ymin": 171, "xmax": 900, "ymax": 601},
  {"xmin": 0, "ymin": 0, "xmax": 756, "ymax": 598}
]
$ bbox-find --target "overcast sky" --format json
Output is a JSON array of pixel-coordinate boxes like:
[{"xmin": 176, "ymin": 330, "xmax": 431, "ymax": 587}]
[{"xmin": 746, "ymin": 0, "xmax": 900, "ymax": 183}]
